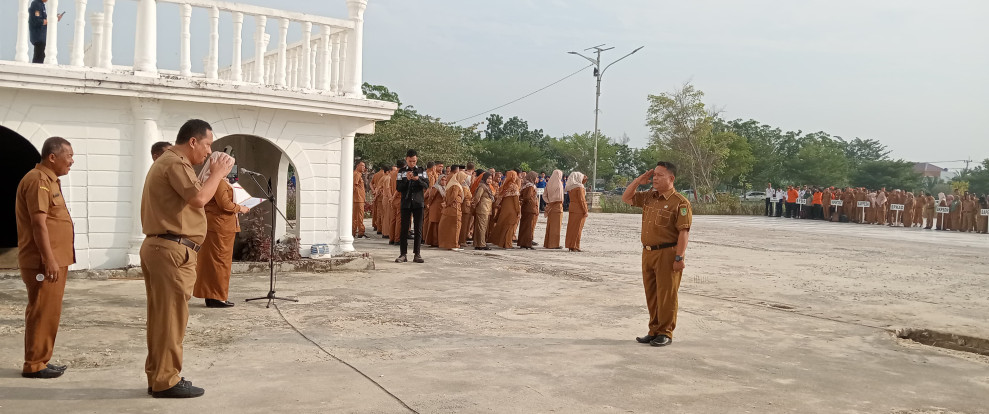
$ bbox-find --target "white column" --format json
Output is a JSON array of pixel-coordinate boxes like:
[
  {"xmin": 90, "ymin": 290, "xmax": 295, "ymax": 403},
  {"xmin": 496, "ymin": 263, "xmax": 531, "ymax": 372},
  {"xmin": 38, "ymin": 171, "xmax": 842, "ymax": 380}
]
[
  {"xmin": 70, "ymin": 0, "xmax": 89, "ymax": 66},
  {"xmin": 43, "ymin": 0, "xmax": 60, "ymax": 64},
  {"xmin": 128, "ymin": 98, "xmax": 162, "ymax": 266},
  {"xmin": 15, "ymin": 0, "xmax": 30, "ymax": 62},
  {"xmin": 276, "ymin": 153, "xmax": 289, "ymax": 240},
  {"xmin": 330, "ymin": 33, "xmax": 342, "ymax": 94},
  {"xmin": 232, "ymin": 12, "xmax": 244, "ymax": 82},
  {"xmin": 206, "ymin": 6, "xmax": 219, "ymax": 79},
  {"xmin": 86, "ymin": 13, "xmax": 104, "ymax": 67},
  {"xmin": 318, "ymin": 28, "xmax": 331, "ymax": 91},
  {"xmin": 275, "ymin": 18, "xmax": 289, "ymax": 87},
  {"xmin": 344, "ymin": 0, "xmax": 367, "ymax": 97},
  {"xmin": 288, "ymin": 50, "xmax": 297, "ymax": 88},
  {"xmin": 252, "ymin": 15, "xmax": 267, "ymax": 84},
  {"xmin": 300, "ymin": 22, "xmax": 312, "ymax": 89},
  {"xmin": 179, "ymin": 3, "xmax": 192, "ymax": 76},
  {"xmin": 337, "ymin": 133, "xmax": 356, "ymax": 253},
  {"xmin": 100, "ymin": 0, "xmax": 115, "ymax": 69},
  {"xmin": 133, "ymin": 0, "xmax": 157, "ymax": 73}
]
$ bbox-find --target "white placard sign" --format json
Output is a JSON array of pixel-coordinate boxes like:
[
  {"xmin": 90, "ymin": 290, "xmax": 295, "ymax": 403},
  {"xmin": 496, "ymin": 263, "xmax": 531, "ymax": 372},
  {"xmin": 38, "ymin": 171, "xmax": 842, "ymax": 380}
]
[
  {"xmin": 936, "ymin": 206, "xmax": 950, "ymax": 214},
  {"xmin": 981, "ymin": 209, "xmax": 989, "ymax": 216},
  {"xmin": 857, "ymin": 201, "xmax": 871, "ymax": 208},
  {"xmin": 796, "ymin": 198, "xmax": 807, "ymax": 205},
  {"xmin": 536, "ymin": 188, "xmax": 545, "ymax": 197},
  {"xmin": 770, "ymin": 197, "xmax": 779, "ymax": 203},
  {"xmin": 890, "ymin": 204, "xmax": 905, "ymax": 211},
  {"xmin": 830, "ymin": 200, "xmax": 843, "ymax": 206}
]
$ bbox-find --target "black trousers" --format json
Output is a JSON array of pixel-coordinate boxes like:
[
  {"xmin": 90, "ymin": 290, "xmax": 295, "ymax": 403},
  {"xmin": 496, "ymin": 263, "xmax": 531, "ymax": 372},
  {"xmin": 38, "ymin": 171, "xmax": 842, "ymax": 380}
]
[
  {"xmin": 775, "ymin": 201, "xmax": 783, "ymax": 217},
  {"xmin": 764, "ymin": 198, "xmax": 772, "ymax": 216},
  {"xmin": 399, "ymin": 207, "xmax": 423, "ymax": 257},
  {"xmin": 32, "ymin": 42, "xmax": 45, "ymax": 64}
]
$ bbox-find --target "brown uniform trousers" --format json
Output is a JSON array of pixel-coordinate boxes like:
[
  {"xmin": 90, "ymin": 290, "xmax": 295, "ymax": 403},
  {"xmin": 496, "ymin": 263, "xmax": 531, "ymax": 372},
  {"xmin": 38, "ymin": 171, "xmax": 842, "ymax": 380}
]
[
  {"xmin": 141, "ymin": 237, "xmax": 197, "ymax": 392},
  {"xmin": 633, "ymin": 189, "xmax": 692, "ymax": 338},
  {"xmin": 353, "ymin": 202, "xmax": 366, "ymax": 236},
  {"xmin": 20, "ymin": 267, "xmax": 69, "ymax": 373}
]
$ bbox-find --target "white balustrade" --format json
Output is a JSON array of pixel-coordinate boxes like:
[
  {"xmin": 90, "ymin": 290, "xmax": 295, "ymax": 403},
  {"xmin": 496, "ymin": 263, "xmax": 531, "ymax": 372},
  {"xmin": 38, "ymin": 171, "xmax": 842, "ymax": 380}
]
[{"xmin": 5, "ymin": 0, "xmax": 364, "ymax": 95}]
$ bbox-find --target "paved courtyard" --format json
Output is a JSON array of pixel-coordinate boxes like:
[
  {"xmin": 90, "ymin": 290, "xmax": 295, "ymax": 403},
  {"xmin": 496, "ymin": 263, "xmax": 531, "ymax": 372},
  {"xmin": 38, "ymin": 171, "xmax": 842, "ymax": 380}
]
[{"xmin": 1, "ymin": 214, "xmax": 988, "ymax": 413}]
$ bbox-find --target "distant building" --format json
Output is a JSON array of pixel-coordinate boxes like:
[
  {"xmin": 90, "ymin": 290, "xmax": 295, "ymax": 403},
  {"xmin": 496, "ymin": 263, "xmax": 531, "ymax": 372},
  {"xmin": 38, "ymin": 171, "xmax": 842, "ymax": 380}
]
[{"xmin": 913, "ymin": 163, "xmax": 944, "ymax": 179}]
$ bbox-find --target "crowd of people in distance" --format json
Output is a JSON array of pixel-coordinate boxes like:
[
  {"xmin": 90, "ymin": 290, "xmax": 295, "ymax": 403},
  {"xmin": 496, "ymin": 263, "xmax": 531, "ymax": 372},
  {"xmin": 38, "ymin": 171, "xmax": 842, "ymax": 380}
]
[
  {"xmin": 357, "ymin": 160, "xmax": 591, "ymax": 253},
  {"xmin": 763, "ymin": 184, "xmax": 989, "ymax": 233}
]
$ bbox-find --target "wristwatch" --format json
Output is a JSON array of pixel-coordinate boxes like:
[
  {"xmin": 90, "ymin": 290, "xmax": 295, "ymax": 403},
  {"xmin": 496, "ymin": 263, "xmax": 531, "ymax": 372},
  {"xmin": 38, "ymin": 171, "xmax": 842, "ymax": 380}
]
[{"xmin": 674, "ymin": 255, "xmax": 684, "ymax": 262}]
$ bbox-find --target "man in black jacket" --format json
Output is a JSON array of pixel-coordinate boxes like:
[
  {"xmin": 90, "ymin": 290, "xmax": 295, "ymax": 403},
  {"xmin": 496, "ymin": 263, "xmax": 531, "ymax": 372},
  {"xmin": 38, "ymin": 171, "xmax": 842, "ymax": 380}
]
[{"xmin": 396, "ymin": 149, "xmax": 428, "ymax": 263}]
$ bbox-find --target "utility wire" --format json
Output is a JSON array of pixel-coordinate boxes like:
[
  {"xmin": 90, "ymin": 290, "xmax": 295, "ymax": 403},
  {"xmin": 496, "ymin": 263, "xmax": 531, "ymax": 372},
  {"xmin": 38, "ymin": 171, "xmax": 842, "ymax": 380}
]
[{"xmin": 451, "ymin": 64, "xmax": 594, "ymax": 124}]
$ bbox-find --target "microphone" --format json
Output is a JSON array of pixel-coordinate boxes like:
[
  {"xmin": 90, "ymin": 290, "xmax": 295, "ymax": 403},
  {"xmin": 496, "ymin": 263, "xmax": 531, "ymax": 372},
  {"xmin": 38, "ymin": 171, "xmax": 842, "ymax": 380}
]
[{"xmin": 240, "ymin": 167, "xmax": 264, "ymax": 177}]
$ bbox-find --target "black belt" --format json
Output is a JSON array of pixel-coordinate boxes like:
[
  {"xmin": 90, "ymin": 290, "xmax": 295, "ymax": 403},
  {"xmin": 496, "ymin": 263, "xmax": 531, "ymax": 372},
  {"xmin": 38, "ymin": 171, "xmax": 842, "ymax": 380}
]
[
  {"xmin": 154, "ymin": 234, "xmax": 202, "ymax": 252},
  {"xmin": 643, "ymin": 242, "xmax": 677, "ymax": 251}
]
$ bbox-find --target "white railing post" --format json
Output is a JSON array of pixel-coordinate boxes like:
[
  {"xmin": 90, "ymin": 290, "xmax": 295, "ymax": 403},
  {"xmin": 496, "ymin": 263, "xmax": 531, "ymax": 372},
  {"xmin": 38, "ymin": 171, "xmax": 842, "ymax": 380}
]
[
  {"xmin": 252, "ymin": 15, "xmax": 267, "ymax": 84},
  {"xmin": 344, "ymin": 0, "xmax": 366, "ymax": 97},
  {"xmin": 319, "ymin": 27, "xmax": 331, "ymax": 91},
  {"xmin": 330, "ymin": 32, "xmax": 342, "ymax": 94},
  {"xmin": 86, "ymin": 12, "xmax": 104, "ymax": 67},
  {"xmin": 43, "ymin": 0, "xmax": 60, "ymax": 64},
  {"xmin": 301, "ymin": 22, "xmax": 312, "ymax": 89},
  {"xmin": 179, "ymin": 3, "xmax": 192, "ymax": 76},
  {"xmin": 276, "ymin": 18, "xmax": 289, "ymax": 87},
  {"xmin": 207, "ymin": 6, "xmax": 220, "ymax": 79},
  {"xmin": 15, "ymin": 0, "xmax": 31, "ymax": 62},
  {"xmin": 134, "ymin": 0, "xmax": 157, "ymax": 73},
  {"xmin": 232, "ymin": 12, "xmax": 244, "ymax": 82},
  {"xmin": 100, "ymin": 0, "xmax": 115, "ymax": 68},
  {"xmin": 70, "ymin": 0, "xmax": 89, "ymax": 66}
]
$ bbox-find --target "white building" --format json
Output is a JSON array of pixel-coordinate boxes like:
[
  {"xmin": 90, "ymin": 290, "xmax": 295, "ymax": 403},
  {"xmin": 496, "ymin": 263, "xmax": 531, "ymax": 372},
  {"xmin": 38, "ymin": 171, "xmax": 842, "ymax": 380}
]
[{"xmin": 0, "ymin": 0, "xmax": 396, "ymax": 270}]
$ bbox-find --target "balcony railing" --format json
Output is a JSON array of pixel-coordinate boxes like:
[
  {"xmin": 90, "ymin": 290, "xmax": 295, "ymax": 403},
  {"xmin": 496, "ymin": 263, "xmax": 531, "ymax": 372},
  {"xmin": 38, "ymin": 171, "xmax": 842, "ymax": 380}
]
[{"xmin": 9, "ymin": 0, "xmax": 368, "ymax": 96}]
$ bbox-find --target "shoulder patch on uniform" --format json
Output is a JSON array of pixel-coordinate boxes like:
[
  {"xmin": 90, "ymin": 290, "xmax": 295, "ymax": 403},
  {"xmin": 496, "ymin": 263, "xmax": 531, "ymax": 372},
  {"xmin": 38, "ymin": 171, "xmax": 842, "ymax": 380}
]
[
  {"xmin": 40, "ymin": 186, "xmax": 50, "ymax": 192},
  {"xmin": 680, "ymin": 207, "xmax": 687, "ymax": 216}
]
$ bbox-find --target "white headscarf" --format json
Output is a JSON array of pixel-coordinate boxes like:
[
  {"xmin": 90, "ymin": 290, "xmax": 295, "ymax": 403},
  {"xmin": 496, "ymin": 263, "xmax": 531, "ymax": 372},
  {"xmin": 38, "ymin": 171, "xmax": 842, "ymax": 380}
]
[
  {"xmin": 565, "ymin": 171, "xmax": 585, "ymax": 192},
  {"xmin": 433, "ymin": 174, "xmax": 447, "ymax": 198},
  {"xmin": 198, "ymin": 151, "xmax": 228, "ymax": 183},
  {"xmin": 543, "ymin": 170, "xmax": 564, "ymax": 203}
]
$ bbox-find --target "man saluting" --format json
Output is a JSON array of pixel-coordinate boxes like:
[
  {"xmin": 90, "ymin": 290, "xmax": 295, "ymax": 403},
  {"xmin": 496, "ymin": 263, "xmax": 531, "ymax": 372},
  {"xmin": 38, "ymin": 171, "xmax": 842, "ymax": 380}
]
[{"xmin": 622, "ymin": 161, "xmax": 692, "ymax": 347}]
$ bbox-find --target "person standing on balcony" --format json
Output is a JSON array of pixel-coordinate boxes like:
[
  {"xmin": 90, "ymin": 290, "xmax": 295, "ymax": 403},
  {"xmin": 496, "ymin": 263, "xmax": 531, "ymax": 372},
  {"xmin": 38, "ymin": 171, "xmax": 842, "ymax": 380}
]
[
  {"xmin": 16, "ymin": 137, "xmax": 75, "ymax": 379},
  {"xmin": 141, "ymin": 119, "xmax": 232, "ymax": 398},
  {"xmin": 29, "ymin": 0, "xmax": 63, "ymax": 64}
]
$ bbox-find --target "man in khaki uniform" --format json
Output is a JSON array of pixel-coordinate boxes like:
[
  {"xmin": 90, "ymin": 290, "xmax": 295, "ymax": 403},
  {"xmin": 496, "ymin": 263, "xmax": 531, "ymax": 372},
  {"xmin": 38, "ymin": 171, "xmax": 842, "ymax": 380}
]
[
  {"xmin": 141, "ymin": 119, "xmax": 233, "ymax": 398},
  {"xmin": 16, "ymin": 137, "xmax": 75, "ymax": 379},
  {"xmin": 370, "ymin": 166, "xmax": 384, "ymax": 233},
  {"xmin": 622, "ymin": 161, "xmax": 692, "ymax": 347},
  {"xmin": 353, "ymin": 160, "xmax": 367, "ymax": 238}
]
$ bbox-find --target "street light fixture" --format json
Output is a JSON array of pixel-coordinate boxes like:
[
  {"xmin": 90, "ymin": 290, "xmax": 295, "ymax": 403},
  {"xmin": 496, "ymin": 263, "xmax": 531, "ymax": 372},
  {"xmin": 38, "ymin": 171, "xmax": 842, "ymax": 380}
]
[{"xmin": 568, "ymin": 45, "xmax": 644, "ymax": 194}]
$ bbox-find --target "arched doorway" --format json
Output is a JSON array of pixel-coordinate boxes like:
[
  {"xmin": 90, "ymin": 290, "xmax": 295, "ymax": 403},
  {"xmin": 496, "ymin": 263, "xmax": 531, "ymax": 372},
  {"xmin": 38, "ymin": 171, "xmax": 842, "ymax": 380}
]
[
  {"xmin": 212, "ymin": 134, "xmax": 301, "ymax": 260},
  {"xmin": 0, "ymin": 126, "xmax": 42, "ymax": 269}
]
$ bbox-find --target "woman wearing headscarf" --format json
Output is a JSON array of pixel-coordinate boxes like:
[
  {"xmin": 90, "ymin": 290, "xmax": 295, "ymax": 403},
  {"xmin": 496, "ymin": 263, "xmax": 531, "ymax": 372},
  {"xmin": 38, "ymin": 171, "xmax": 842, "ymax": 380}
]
[
  {"xmin": 193, "ymin": 152, "xmax": 248, "ymax": 308},
  {"xmin": 424, "ymin": 175, "xmax": 447, "ymax": 247},
  {"xmin": 490, "ymin": 170, "xmax": 521, "ymax": 248},
  {"xmin": 378, "ymin": 167, "xmax": 393, "ymax": 239},
  {"xmin": 564, "ymin": 171, "xmax": 589, "ymax": 252},
  {"xmin": 389, "ymin": 162, "xmax": 405, "ymax": 245},
  {"xmin": 458, "ymin": 174, "xmax": 474, "ymax": 248},
  {"xmin": 471, "ymin": 172, "xmax": 495, "ymax": 250},
  {"xmin": 936, "ymin": 193, "xmax": 947, "ymax": 230},
  {"xmin": 439, "ymin": 171, "xmax": 467, "ymax": 249},
  {"xmin": 542, "ymin": 170, "xmax": 564, "ymax": 249},
  {"xmin": 517, "ymin": 171, "xmax": 540, "ymax": 249}
]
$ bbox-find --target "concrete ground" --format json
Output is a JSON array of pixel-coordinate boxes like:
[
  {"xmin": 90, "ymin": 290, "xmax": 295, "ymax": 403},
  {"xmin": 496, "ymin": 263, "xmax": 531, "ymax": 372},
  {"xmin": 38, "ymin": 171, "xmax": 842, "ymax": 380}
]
[{"xmin": 1, "ymin": 214, "xmax": 988, "ymax": 413}]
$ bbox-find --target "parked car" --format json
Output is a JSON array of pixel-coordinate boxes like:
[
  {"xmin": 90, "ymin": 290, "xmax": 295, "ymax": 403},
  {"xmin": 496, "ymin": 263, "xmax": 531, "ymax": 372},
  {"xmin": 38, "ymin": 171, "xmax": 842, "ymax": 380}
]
[{"xmin": 742, "ymin": 191, "xmax": 767, "ymax": 200}]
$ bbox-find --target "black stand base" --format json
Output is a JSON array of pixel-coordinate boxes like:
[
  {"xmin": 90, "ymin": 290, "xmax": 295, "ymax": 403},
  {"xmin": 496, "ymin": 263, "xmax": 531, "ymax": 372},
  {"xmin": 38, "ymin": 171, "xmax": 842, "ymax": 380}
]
[{"xmin": 245, "ymin": 290, "xmax": 298, "ymax": 308}]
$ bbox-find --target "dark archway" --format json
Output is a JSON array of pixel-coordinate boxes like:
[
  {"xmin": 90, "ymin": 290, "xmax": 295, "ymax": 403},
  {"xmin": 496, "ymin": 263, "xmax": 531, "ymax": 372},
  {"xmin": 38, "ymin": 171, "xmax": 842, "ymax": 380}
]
[{"xmin": 0, "ymin": 125, "xmax": 41, "ymax": 268}]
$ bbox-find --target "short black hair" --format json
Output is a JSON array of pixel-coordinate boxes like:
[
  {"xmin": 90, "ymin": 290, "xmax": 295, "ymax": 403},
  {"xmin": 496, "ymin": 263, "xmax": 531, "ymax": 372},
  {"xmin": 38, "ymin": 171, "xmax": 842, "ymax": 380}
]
[
  {"xmin": 406, "ymin": 149, "xmax": 418, "ymax": 158},
  {"xmin": 176, "ymin": 119, "xmax": 212, "ymax": 145},
  {"xmin": 450, "ymin": 165, "xmax": 460, "ymax": 172},
  {"xmin": 151, "ymin": 141, "xmax": 172, "ymax": 157},
  {"xmin": 466, "ymin": 162, "xmax": 475, "ymax": 170},
  {"xmin": 426, "ymin": 161, "xmax": 435, "ymax": 169},
  {"xmin": 396, "ymin": 159, "xmax": 407, "ymax": 168},
  {"xmin": 355, "ymin": 159, "xmax": 365, "ymax": 167},
  {"xmin": 656, "ymin": 161, "xmax": 677, "ymax": 176},
  {"xmin": 41, "ymin": 137, "xmax": 71, "ymax": 159},
  {"xmin": 434, "ymin": 160, "xmax": 444, "ymax": 165},
  {"xmin": 475, "ymin": 169, "xmax": 485, "ymax": 176}
]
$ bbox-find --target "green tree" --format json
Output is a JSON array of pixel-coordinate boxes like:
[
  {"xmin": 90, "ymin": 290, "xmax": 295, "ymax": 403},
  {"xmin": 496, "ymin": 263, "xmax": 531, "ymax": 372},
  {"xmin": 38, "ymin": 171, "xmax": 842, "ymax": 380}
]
[
  {"xmin": 788, "ymin": 135, "xmax": 850, "ymax": 186},
  {"xmin": 851, "ymin": 160, "xmax": 922, "ymax": 190}
]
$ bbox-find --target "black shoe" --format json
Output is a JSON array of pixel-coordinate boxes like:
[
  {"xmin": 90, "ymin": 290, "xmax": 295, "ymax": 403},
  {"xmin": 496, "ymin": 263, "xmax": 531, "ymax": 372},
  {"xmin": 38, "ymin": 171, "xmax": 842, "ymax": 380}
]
[
  {"xmin": 395, "ymin": 255, "xmax": 408, "ymax": 263},
  {"xmin": 46, "ymin": 363, "xmax": 67, "ymax": 372},
  {"xmin": 649, "ymin": 335, "xmax": 673, "ymax": 347},
  {"xmin": 22, "ymin": 367, "xmax": 63, "ymax": 378},
  {"xmin": 413, "ymin": 255, "xmax": 424, "ymax": 263},
  {"xmin": 151, "ymin": 378, "xmax": 205, "ymax": 398},
  {"xmin": 382, "ymin": 235, "xmax": 389, "ymax": 239},
  {"xmin": 205, "ymin": 299, "xmax": 234, "ymax": 308},
  {"xmin": 148, "ymin": 387, "xmax": 152, "ymax": 395},
  {"xmin": 635, "ymin": 334, "xmax": 657, "ymax": 344},
  {"xmin": 388, "ymin": 241, "xmax": 396, "ymax": 245}
]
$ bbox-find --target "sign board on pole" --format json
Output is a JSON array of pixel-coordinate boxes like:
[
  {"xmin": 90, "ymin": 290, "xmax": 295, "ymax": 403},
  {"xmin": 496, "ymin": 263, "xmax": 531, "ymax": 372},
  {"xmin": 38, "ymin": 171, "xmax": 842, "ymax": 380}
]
[
  {"xmin": 936, "ymin": 206, "xmax": 950, "ymax": 214},
  {"xmin": 536, "ymin": 188, "xmax": 545, "ymax": 197},
  {"xmin": 770, "ymin": 197, "xmax": 779, "ymax": 203},
  {"xmin": 890, "ymin": 204, "xmax": 905, "ymax": 211},
  {"xmin": 796, "ymin": 198, "xmax": 807, "ymax": 205},
  {"xmin": 857, "ymin": 201, "xmax": 871, "ymax": 208},
  {"xmin": 981, "ymin": 209, "xmax": 989, "ymax": 216},
  {"xmin": 830, "ymin": 200, "xmax": 844, "ymax": 207}
]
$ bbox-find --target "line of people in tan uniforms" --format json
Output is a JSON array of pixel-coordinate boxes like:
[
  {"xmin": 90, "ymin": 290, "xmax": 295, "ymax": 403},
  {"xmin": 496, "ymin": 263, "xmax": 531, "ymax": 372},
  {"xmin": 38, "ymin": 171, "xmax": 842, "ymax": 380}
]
[
  {"xmin": 356, "ymin": 161, "xmax": 590, "ymax": 252},
  {"xmin": 770, "ymin": 185, "xmax": 989, "ymax": 233}
]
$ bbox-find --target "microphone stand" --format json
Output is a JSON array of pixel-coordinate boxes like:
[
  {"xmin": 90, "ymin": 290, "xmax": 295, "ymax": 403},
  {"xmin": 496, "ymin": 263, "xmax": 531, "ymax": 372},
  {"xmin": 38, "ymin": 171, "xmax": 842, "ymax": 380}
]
[{"xmin": 242, "ymin": 171, "xmax": 298, "ymax": 308}]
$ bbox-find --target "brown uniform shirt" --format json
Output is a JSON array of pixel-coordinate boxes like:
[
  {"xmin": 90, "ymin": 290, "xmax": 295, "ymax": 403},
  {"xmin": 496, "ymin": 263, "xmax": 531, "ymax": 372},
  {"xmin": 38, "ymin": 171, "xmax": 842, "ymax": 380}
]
[
  {"xmin": 141, "ymin": 148, "xmax": 207, "ymax": 244},
  {"xmin": 205, "ymin": 180, "xmax": 241, "ymax": 233},
  {"xmin": 632, "ymin": 189, "xmax": 692, "ymax": 246},
  {"xmin": 16, "ymin": 164, "xmax": 76, "ymax": 269},
  {"xmin": 354, "ymin": 171, "xmax": 366, "ymax": 204}
]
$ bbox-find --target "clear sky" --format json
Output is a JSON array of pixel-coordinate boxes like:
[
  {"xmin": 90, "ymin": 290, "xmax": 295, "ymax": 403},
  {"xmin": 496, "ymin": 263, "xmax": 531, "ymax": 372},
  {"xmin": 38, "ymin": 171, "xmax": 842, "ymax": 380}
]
[{"xmin": 2, "ymin": 0, "xmax": 986, "ymax": 167}]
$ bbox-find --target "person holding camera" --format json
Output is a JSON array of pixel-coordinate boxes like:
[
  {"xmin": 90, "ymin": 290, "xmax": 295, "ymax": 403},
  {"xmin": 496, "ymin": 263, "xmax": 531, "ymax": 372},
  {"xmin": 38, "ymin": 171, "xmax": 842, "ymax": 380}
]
[{"xmin": 395, "ymin": 149, "xmax": 428, "ymax": 263}]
